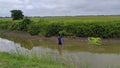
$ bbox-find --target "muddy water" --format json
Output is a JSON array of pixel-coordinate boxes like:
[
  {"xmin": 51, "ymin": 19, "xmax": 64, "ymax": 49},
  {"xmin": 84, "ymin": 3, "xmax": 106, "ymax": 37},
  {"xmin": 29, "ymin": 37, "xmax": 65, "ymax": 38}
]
[{"xmin": 0, "ymin": 35, "xmax": 120, "ymax": 68}]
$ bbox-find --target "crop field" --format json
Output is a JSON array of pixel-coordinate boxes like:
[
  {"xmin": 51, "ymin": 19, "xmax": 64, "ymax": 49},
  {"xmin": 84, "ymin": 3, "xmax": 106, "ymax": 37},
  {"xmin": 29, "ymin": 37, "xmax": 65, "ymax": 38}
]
[
  {"xmin": 30, "ymin": 15, "xmax": 120, "ymax": 22},
  {"xmin": 1, "ymin": 15, "xmax": 120, "ymax": 22},
  {"xmin": 0, "ymin": 15, "xmax": 120, "ymax": 38}
]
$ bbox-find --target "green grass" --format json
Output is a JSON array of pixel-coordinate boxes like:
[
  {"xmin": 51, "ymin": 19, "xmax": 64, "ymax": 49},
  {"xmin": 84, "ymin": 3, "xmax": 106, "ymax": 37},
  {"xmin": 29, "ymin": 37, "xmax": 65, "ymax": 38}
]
[
  {"xmin": 0, "ymin": 52, "xmax": 76, "ymax": 68},
  {"xmin": 1, "ymin": 15, "xmax": 120, "ymax": 23},
  {"xmin": 30, "ymin": 15, "xmax": 120, "ymax": 22},
  {"xmin": 0, "ymin": 18, "xmax": 12, "ymax": 21}
]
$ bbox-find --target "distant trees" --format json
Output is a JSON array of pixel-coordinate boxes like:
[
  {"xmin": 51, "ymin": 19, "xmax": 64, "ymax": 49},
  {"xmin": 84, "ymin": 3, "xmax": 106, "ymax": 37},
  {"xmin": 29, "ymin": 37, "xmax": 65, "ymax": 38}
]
[{"xmin": 10, "ymin": 10, "xmax": 24, "ymax": 20}]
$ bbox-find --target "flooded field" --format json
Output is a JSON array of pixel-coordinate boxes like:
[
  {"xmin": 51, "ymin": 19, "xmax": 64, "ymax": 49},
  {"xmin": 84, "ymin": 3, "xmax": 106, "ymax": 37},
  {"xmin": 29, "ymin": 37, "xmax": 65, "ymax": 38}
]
[{"xmin": 0, "ymin": 33, "xmax": 120, "ymax": 68}]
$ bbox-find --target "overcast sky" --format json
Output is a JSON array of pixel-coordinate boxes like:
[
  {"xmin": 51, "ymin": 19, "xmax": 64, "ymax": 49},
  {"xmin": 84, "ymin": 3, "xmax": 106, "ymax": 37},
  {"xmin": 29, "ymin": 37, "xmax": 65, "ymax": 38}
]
[{"xmin": 0, "ymin": 0, "xmax": 120, "ymax": 17}]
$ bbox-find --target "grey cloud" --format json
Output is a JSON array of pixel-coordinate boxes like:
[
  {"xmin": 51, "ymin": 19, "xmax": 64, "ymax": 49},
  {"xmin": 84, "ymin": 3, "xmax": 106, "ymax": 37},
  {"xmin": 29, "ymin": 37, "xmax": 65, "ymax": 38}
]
[{"xmin": 0, "ymin": 0, "xmax": 120, "ymax": 17}]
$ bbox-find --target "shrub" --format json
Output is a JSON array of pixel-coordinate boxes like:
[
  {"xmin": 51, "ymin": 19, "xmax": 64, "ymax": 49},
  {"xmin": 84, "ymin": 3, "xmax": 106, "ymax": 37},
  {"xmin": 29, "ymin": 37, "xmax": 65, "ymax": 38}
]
[
  {"xmin": 108, "ymin": 24, "xmax": 120, "ymax": 38},
  {"xmin": 9, "ymin": 18, "xmax": 31, "ymax": 31},
  {"xmin": 20, "ymin": 18, "xmax": 31, "ymax": 31},
  {"xmin": 45, "ymin": 22, "xmax": 63, "ymax": 37},
  {"xmin": 9, "ymin": 20, "xmax": 22, "ymax": 30},
  {"xmin": 64, "ymin": 24, "xmax": 76, "ymax": 36},
  {"xmin": 59, "ymin": 30, "xmax": 69, "ymax": 36},
  {"xmin": 75, "ymin": 25, "xmax": 90, "ymax": 37},
  {"xmin": 27, "ymin": 23, "xmax": 40, "ymax": 35},
  {"xmin": 89, "ymin": 24, "xmax": 106, "ymax": 37}
]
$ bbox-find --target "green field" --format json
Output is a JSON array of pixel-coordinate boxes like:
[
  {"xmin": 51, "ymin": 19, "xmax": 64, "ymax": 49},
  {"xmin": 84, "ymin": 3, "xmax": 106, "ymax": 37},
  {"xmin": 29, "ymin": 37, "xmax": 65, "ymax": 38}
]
[
  {"xmin": 30, "ymin": 15, "xmax": 120, "ymax": 22},
  {"xmin": 0, "ymin": 15, "xmax": 120, "ymax": 38},
  {"xmin": 1, "ymin": 15, "xmax": 120, "ymax": 22}
]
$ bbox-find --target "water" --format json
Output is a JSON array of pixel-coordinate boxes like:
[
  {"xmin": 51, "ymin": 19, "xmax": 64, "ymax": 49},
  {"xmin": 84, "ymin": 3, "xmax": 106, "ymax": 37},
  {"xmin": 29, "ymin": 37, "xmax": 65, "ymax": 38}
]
[{"xmin": 0, "ymin": 36, "xmax": 120, "ymax": 68}]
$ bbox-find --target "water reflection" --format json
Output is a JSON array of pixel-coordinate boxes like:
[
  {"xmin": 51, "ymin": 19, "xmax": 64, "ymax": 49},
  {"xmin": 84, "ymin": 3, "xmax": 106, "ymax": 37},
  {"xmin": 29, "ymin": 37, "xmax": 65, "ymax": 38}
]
[
  {"xmin": 58, "ymin": 45, "xmax": 63, "ymax": 56},
  {"xmin": 0, "ymin": 37, "xmax": 120, "ymax": 68},
  {"xmin": 0, "ymin": 37, "xmax": 58, "ymax": 56}
]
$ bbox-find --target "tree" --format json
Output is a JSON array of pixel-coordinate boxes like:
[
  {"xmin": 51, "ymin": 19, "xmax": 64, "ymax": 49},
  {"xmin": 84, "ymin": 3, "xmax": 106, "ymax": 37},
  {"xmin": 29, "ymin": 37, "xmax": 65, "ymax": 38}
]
[{"xmin": 10, "ymin": 10, "xmax": 24, "ymax": 20}]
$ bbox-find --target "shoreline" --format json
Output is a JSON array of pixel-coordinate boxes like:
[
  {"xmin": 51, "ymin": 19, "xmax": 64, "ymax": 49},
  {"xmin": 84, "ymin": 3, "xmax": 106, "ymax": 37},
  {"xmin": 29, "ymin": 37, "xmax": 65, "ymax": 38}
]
[
  {"xmin": 0, "ymin": 30, "xmax": 120, "ymax": 54},
  {"xmin": 0, "ymin": 30, "xmax": 120, "ymax": 44}
]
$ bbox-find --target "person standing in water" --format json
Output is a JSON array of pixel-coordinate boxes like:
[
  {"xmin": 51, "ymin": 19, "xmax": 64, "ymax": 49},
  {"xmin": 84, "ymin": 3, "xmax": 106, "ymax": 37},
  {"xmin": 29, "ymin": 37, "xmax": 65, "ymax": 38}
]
[
  {"xmin": 58, "ymin": 34, "xmax": 63, "ymax": 45},
  {"xmin": 58, "ymin": 34, "xmax": 63, "ymax": 56}
]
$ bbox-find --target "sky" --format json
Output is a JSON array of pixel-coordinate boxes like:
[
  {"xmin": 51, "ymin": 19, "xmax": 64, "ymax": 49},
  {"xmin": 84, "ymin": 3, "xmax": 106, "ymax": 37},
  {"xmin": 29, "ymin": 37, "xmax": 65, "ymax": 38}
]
[{"xmin": 0, "ymin": 0, "xmax": 120, "ymax": 17}]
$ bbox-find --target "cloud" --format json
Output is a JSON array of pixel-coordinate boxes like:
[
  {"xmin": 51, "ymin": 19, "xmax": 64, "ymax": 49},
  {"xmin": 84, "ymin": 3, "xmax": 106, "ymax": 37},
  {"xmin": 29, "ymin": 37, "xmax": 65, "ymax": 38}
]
[
  {"xmin": 26, "ymin": 5, "xmax": 34, "ymax": 10},
  {"xmin": 0, "ymin": 0, "xmax": 120, "ymax": 17},
  {"xmin": 24, "ymin": 0, "xmax": 30, "ymax": 4},
  {"xmin": 0, "ymin": 0, "xmax": 22, "ymax": 4}
]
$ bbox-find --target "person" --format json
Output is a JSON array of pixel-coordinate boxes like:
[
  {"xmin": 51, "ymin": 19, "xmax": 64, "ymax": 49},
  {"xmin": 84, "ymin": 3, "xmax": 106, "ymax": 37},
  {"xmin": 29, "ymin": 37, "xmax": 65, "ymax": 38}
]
[
  {"xmin": 58, "ymin": 34, "xmax": 62, "ymax": 45},
  {"xmin": 57, "ymin": 34, "xmax": 63, "ymax": 56}
]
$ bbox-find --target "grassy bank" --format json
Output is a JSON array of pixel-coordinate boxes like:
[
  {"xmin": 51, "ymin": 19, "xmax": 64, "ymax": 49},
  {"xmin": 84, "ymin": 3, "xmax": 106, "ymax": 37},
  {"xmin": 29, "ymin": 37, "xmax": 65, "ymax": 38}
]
[{"xmin": 0, "ymin": 52, "xmax": 75, "ymax": 68}]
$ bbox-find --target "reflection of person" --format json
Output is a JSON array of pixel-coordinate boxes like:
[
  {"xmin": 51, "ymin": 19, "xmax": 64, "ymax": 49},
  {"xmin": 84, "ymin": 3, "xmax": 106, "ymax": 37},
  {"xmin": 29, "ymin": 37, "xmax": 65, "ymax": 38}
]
[
  {"xmin": 58, "ymin": 45, "xmax": 63, "ymax": 56},
  {"xmin": 58, "ymin": 34, "xmax": 63, "ymax": 45}
]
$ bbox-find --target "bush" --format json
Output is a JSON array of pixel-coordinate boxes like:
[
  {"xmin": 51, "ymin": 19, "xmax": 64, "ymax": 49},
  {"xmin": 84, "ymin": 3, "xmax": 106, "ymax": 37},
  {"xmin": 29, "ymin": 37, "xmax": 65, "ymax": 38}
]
[
  {"xmin": 59, "ymin": 30, "xmax": 69, "ymax": 36},
  {"xmin": 27, "ymin": 23, "xmax": 40, "ymax": 35},
  {"xmin": 9, "ymin": 18, "xmax": 31, "ymax": 31},
  {"xmin": 64, "ymin": 24, "xmax": 76, "ymax": 36},
  {"xmin": 45, "ymin": 22, "xmax": 63, "ymax": 37},
  {"xmin": 89, "ymin": 24, "xmax": 106, "ymax": 37},
  {"xmin": 9, "ymin": 20, "xmax": 22, "ymax": 30},
  {"xmin": 75, "ymin": 25, "xmax": 90, "ymax": 37},
  {"xmin": 107, "ymin": 24, "xmax": 120, "ymax": 38},
  {"xmin": 20, "ymin": 18, "xmax": 31, "ymax": 31}
]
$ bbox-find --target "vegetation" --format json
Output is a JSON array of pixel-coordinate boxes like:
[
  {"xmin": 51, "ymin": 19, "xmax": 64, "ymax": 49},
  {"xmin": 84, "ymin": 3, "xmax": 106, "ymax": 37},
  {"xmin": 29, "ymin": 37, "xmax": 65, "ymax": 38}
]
[
  {"xmin": 88, "ymin": 37, "xmax": 102, "ymax": 45},
  {"xmin": 10, "ymin": 10, "xmax": 24, "ymax": 20},
  {"xmin": 0, "ymin": 15, "xmax": 120, "ymax": 38},
  {"xmin": 0, "ymin": 15, "xmax": 120, "ymax": 68},
  {"xmin": 0, "ymin": 52, "xmax": 76, "ymax": 68}
]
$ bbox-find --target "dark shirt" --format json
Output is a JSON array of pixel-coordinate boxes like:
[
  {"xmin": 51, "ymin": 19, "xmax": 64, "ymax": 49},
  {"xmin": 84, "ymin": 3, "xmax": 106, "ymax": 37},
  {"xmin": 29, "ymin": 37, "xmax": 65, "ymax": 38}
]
[{"xmin": 58, "ymin": 36, "xmax": 62, "ymax": 45}]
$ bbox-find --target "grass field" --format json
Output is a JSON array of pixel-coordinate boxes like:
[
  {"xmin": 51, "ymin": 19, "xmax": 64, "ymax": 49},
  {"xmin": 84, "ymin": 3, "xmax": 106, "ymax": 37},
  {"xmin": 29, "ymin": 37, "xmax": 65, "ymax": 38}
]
[
  {"xmin": 29, "ymin": 15, "xmax": 120, "ymax": 23},
  {"xmin": 1, "ymin": 15, "xmax": 120, "ymax": 22}
]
